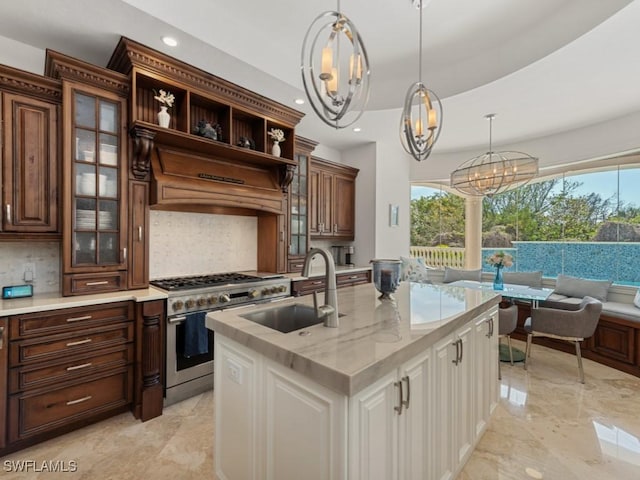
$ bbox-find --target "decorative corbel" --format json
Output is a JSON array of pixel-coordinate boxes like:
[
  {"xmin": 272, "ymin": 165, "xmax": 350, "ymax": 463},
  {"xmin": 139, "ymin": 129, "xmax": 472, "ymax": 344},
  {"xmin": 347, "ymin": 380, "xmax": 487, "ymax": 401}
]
[
  {"xmin": 130, "ymin": 126, "xmax": 156, "ymax": 179},
  {"xmin": 279, "ymin": 164, "xmax": 296, "ymax": 193}
]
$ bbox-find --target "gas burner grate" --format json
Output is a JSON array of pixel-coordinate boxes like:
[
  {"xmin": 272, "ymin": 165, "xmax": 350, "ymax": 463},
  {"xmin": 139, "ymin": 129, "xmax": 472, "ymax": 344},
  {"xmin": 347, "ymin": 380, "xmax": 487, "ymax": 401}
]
[{"xmin": 150, "ymin": 272, "xmax": 262, "ymax": 291}]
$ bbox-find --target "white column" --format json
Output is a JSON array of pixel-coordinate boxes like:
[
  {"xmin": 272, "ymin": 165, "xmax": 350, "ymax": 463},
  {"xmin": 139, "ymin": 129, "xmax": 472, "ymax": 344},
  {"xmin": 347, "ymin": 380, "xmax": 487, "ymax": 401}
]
[{"xmin": 464, "ymin": 196, "xmax": 483, "ymax": 269}]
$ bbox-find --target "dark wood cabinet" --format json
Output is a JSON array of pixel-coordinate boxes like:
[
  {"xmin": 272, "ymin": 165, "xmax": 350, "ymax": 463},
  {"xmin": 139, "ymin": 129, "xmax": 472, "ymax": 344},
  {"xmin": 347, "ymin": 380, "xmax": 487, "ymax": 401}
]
[
  {"xmin": 6, "ymin": 303, "xmax": 134, "ymax": 447},
  {"xmin": 291, "ymin": 270, "xmax": 372, "ymax": 296},
  {"xmin": 46, "ymin": 51, "xmax": 131, "ymax": 296},
  {"xmin": 0, "ymin": 317, "xmax": 7, "ymax": 449},
  {"xmin": 287, "ymin": 137, "xmax": 317, "ymax": 272},
  {"xmin": 309, "ymin": 157, "xmax": 358, "ymax": 241},
  {"xmin": 1, "ymin": 66, "xmax": 60, "ymax": 237}
]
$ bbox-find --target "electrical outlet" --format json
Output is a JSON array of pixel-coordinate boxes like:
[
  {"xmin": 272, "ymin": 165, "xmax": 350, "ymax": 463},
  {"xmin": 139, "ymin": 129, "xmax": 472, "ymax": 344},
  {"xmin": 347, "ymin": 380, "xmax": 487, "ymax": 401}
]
[
  {"xmin": 24, "ymin": 262, "xmax": 36, "ymax": 282},
  {"xmin": 226, "ymin": 358, "xmax": 243, "ymax": 385}
]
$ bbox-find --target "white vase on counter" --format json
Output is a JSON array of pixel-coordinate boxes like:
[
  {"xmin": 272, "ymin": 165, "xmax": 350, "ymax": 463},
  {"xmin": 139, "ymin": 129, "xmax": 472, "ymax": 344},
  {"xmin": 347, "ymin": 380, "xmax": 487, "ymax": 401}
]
[
  {"xmin": 157, "ymin": 105, "xmax": 170, "ymax": 128},
  {"xmin": 271, "ymin": 141, "xmax": 281, "ymax": 157}
]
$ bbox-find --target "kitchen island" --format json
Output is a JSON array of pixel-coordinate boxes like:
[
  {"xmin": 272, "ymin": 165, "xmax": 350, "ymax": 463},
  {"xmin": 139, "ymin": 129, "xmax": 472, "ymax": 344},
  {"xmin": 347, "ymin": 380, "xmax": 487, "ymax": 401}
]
[{"xmin": 208, "ymin": 281, "xmax": 500, "ymax": 480}]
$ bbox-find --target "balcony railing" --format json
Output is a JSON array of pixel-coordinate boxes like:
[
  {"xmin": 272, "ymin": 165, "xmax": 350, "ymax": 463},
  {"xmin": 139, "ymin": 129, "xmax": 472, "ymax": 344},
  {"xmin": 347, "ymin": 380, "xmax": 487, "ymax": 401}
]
[{"xmin": 409, "ymin": 246, "xmax": 465, "ymax": 268}]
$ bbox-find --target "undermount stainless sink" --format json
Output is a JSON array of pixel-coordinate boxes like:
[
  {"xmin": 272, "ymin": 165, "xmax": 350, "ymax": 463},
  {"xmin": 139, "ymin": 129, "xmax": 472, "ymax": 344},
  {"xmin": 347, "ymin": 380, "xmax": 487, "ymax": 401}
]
[{"xmin": 241, "ymin": 303, "xmax": 343, "ymax": 333}]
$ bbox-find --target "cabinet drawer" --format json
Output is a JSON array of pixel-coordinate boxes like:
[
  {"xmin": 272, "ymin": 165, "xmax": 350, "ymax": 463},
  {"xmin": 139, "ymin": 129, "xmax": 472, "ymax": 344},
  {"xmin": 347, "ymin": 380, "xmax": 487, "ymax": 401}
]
[
  {"xmin": 8, "ymin": 367, "xmax": 132, "ymax": 442},
  {"xmin": 10, "ymin": 322, "xmax": 133, "ymax": 366},
  {"xmin": 288, "ymin": 260, "xmax": 306, "ymax": 273},
  {"xmin": 10, "ymin": 302, "xmax": 132, "ymax": 339},
  {"xmin": 9, "ymin": 344, "xmax": 133, "ymax": 394},
  {"xmin": 337, "ymin": 271, "xmax": 371, "ymax": 286},
  {"xmin": 291, "ymin": 278, "xmax": 326, "ymax": 296},
  {"xmin": 63, "ymin": 272, "xmax": 127, "ymax": 296}
]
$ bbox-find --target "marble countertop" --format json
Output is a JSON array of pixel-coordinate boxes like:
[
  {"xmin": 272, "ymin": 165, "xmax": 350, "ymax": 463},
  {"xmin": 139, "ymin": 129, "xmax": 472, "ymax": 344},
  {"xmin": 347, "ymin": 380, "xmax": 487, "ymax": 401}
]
[
  {"xmin": 208, "ymin": 281, "xmax": 500, "ymax": 396},
  {"xmin": 0, "ymin": 287, "xmax": 167, "ymax": 316}
]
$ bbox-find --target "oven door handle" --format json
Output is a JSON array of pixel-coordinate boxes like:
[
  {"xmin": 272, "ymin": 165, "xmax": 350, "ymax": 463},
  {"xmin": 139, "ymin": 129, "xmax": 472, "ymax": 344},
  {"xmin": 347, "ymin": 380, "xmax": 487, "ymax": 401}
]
[{"xmin": 168, "ymin": 315, "xmax": 187, "ymax": 325}]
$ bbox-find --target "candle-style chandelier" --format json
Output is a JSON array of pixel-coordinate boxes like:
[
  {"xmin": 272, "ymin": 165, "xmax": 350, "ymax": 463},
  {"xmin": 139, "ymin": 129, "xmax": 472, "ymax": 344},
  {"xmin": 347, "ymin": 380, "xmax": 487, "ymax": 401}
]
[
  {"xmin": 400, "ymin": 0, "xmax": 443, "ymax": 161},
  {"xmin": 301, "ymin": 1, "xmax": 370, "ymax": 129},
  {"xmin": 450, "ymin": 114, "xmax": 539, "ymax": 196}
]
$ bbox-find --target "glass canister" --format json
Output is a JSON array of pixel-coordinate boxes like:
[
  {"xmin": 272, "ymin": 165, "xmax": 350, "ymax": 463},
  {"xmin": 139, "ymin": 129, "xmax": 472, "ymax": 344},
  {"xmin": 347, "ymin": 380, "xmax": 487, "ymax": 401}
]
[{"xmin": 370, "ymin": 259, "xmax": 402, "ymax": 299}]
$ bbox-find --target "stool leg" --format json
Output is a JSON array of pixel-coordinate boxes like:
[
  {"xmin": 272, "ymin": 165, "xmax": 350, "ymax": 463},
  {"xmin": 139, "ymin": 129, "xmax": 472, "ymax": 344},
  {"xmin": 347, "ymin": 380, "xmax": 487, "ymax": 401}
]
[
  {"xmin": 524, "ymin": 334, "xmax": 532, "ymax": 370},
  {"xmin": 507, "ymin": 336, "xmax": 514, "ymax": 365},
  {"xmin": 575, "ymin": 341, "xmax": 585, "ymax": 384}
]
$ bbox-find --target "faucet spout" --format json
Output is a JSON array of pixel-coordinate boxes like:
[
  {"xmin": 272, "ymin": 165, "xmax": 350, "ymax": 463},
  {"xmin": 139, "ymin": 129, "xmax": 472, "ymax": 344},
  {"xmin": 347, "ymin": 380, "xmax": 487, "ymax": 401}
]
[{"xmin": 302, "ymin": 247, "xmax": 339, "ymax": 328}]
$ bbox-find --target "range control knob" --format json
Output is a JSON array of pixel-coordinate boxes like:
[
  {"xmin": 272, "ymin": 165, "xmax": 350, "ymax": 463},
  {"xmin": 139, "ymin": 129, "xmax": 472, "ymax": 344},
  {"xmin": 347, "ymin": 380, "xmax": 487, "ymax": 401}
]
[
  {"xmin": 185, "ymin": 298, "xmax": 196, "ymax": 309},
  {"xmin": 248, "ymin": 289, "xmax": 259, "ymax": 299},
  {"xmin": 197, "ymin": 297, "xmax": 208, "ymax": 307},
  {"xmin": 208, "ymin": 295, "xmax": 218, "ymax": 305},
  {"xmin": 270, "ymin": 287, "xmax": 278, "ymax": 294},
  {"xmin": 219, "ymin": 294, "xmax": 231, "ymax": 303},
  {"xmin": 172, "ymin": 300, "xmax": 184, "ymax": 311},
  {"xmin": 278, "ymin": 285, "xmax": 287, "ymax": 293},
  {"xmin": 262, "ymin": 288, "xmax": 270, "ymax": 296}
]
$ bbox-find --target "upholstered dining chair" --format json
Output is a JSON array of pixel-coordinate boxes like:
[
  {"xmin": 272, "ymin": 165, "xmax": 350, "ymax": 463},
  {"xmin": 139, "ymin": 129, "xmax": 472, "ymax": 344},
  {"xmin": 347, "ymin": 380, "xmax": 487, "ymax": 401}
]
[
  {"xmin": 498, "ymin": 304, "xmax": 518, "ymax": 380},
  {"xmin": 524, "ymin": 296, "xmax": 603, "ymax": 383}
]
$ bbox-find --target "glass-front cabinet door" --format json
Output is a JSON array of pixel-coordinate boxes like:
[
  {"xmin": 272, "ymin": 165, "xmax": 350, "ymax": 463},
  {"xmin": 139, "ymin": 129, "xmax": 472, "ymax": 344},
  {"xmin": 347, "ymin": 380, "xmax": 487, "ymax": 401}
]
[
  {"xmin": 289, "ymin": 152, "xmax": 308, "ymax": 258},
  {"xmin": 63, "ymin": 82, "xmax": 127, "ymax": 295}
]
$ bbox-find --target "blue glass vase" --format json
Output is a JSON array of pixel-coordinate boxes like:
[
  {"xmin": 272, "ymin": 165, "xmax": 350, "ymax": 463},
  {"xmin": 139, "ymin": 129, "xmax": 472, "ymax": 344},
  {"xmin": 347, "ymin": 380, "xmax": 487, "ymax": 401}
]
[{"xmin": 493, "ymin": 266, "xmax": 504, "ymax": 290}]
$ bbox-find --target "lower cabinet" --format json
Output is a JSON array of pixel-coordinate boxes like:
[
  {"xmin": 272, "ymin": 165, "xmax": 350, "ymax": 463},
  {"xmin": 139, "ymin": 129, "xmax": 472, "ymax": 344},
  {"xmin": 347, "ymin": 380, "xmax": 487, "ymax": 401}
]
[
  {"xmin": 0, "ymin": 317, "xmax": 7, "ymax": 449},
  {"xmin": 4, "ymin": 303, "xmax": 135, "ymax": 449},
  {"xmin": 215, "ymin": 306, "xmax": 498, "ymax": 480},
  {"xmin": 291, "ymin": 270, "xmax": 372, "ymax": 297},
  {"xmin": 349, "ymin": 348, "xmax": 432, "ymax": 480},
  {"xmin": 215, "ymin": 336, "xmax": 346, "ymax": 480}
]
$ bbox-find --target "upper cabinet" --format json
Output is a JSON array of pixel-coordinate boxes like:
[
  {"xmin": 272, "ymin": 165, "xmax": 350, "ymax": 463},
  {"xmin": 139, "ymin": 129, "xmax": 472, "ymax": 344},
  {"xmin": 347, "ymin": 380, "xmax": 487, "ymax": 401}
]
[
  {"xmin": 288, "ymin": 136, "xmax": 317, "ymax": 272},
  {"xmin": 310, "ymin": 157, "xmax": 358, "ymax": 241},
  {"xmin": 46, "ymin": 51, "xmax": 130, "ymax": 296},
  {"xmin": 0, "ymin": 65, "xmax": 61, "ymax": 237},
  {"xmin": 107, "ymin": 38, "xmax": 304, "ymax": 201}
]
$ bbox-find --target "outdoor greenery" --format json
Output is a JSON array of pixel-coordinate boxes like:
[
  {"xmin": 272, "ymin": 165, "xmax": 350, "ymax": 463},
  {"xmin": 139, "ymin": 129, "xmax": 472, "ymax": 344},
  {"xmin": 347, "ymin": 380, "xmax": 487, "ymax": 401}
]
[{"xmin": 411, "ymin": 178, "xmax": 640, "ymax": 247}]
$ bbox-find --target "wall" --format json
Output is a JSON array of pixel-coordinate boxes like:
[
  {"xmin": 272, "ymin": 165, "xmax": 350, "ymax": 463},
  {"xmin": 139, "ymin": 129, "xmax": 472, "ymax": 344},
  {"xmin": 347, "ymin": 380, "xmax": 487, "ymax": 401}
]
[
  {"xmin": 148, "ymin": 210, "xmax": 257, "ymax": 279},
  {"xmin": 0, "ymin": 242, "xmax": 60, "ymax": 293},
  {"xmin": 0, "ymin": 35, "xmax": 45, "ymax": 74}
]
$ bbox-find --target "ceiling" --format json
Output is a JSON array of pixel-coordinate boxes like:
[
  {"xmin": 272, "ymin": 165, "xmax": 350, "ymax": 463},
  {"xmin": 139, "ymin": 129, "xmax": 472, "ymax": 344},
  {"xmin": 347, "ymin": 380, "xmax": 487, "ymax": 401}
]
[{"xmin": 1, "ymin": 0, "xmax": 639, "ymax": 163}]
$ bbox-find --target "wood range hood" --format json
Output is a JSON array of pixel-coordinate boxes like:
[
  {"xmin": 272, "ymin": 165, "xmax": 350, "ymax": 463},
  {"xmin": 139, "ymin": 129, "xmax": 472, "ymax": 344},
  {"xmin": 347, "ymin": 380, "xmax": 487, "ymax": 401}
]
[
  {"xmin": 145, "ymin": 140, "xmax": 296, "ymax": 216},
  {"xmin": 107, "ymin": 36, "xmax": 305, "ymax": 217}
]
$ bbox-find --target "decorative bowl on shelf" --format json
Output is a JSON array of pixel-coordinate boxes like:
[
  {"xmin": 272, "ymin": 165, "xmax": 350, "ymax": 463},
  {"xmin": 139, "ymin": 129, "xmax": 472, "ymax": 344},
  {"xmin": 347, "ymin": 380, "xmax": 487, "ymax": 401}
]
[{"xmin": 370, "ymin": 259, "xmax": 402, "ymax": 300}]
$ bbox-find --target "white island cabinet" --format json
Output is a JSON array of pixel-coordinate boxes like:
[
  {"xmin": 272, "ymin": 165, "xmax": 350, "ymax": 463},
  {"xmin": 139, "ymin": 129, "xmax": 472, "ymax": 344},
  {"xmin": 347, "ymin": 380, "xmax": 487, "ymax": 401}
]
[{"xmin": 210, "ymin": 282, "xmax": 500, "ymax": 480}]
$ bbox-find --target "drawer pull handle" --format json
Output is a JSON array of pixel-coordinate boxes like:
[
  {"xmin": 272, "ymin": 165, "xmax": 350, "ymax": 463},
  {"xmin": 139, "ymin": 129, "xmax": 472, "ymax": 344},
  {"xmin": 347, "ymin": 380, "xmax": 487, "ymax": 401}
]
[
  {"xmin": 349, "ymin": 275, "xmax": 359, "ymax": 279},
  {"xmin": 66, "ymin": 315, "xmax": 92, "ymax": 323},
  {"xmin": 138, "ymin": 225, "xmax": 143, "ymax": 242},
  {"xmin": 66, "ymin": 395, "xmax": 92, "ymax": 406},
  {"xmin": 5, "ymin": 204, "xmax": 11, "ymax": 223},
  {"xmin": 0, "ymin": 325, "xmax": 4, "ymax": 350},
  {"xmin": 66, "ymin": 338, "xmax": 92, "ymax": 347},
  {"xmin": 66, "ymin": 362, "xmax": 92, "ymax": 371},
  {"xmin": 311, "ymin": 281, "xmax": 323, "ymax": 285},
  {"xmin": 86, "ymin": 281, "xmax": 108, "ymax": 286}
]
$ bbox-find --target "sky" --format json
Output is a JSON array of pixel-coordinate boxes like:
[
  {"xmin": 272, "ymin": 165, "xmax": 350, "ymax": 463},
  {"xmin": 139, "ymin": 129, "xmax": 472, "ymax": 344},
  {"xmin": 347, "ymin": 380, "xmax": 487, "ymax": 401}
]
[{"xmin": 411, "ymin": 168, "xmax": 640, "ymax": 207}]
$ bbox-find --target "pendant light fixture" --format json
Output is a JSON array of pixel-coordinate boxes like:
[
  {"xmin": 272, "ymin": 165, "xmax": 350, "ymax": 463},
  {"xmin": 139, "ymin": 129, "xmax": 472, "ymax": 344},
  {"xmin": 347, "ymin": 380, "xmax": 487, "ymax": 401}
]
[
  {"xmin": 450, "ymin": 114, "xmax": 539, "ymax": 196},
  {"xmin": 400, "ymin": 0, "xmax": 443, "ymax": 161},
  {"xmin": 301, "ymin": 0, "xmax": 370, "ymax": 129}
]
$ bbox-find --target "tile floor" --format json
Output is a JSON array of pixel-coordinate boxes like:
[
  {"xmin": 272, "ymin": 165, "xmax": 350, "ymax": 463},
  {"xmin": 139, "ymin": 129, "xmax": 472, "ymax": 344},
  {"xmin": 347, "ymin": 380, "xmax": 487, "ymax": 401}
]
[{"xmin": 2, "ymin": 340, "xmax": 640, "ymax": 479}]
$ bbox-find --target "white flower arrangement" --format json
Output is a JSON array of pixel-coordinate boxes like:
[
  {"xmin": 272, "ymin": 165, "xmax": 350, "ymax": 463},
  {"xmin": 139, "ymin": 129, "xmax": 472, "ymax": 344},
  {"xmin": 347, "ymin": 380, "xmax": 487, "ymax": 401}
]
[
  {"xmin": 486, "ymin": 251, "xmax": 513, "ymax": 268},
  {"xmin": 268, "ymin": 128, "xmax": 285, "ymax": 143},
  {"xmin": 153, "ymin": 89, "xmax": 175, "ymax": 108}
]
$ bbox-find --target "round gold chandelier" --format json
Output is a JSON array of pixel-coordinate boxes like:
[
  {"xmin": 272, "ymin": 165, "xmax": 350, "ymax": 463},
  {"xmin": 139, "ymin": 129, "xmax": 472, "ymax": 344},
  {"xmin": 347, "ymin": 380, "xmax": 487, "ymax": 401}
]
[{"xmin": 450, "ymin": 114, "xmax": 539, "ymax": 197}]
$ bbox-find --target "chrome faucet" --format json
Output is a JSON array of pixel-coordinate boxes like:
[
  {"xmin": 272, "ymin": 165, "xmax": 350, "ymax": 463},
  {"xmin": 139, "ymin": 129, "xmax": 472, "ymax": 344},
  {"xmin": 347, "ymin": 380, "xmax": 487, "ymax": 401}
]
[{"xmin": 302, "ymin": 247, "xmax": 339, "ymax": 328}]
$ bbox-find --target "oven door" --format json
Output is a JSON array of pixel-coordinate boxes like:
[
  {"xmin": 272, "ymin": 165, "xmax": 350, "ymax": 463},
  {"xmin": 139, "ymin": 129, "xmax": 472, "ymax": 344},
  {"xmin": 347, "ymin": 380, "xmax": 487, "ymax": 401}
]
[{"xmin": 166, "ymin": 312, "xmax": 215, "ymax": 389}]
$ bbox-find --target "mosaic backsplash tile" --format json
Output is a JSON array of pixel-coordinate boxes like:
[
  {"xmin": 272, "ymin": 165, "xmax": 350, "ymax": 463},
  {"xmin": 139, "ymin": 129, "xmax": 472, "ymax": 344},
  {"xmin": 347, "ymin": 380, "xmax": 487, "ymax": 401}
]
[
  {"xmin": 0, "ymin": 242, "xmax": 60, "ymax": 293},
  {"xmin": 149, "ymin": 211, "xmax": 257, "ymax": 279}
]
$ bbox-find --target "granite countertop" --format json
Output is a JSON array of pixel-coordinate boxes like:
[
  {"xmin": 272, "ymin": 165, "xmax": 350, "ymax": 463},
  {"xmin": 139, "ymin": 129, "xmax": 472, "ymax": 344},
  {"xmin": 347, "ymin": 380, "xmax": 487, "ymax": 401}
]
[
  {"xmin": 208, "ymin": 281, "xmax": 500, "ymax": 396},
  {"xmin": 0, "ymin": 287, "xmax": 167, "ymax": 316}
]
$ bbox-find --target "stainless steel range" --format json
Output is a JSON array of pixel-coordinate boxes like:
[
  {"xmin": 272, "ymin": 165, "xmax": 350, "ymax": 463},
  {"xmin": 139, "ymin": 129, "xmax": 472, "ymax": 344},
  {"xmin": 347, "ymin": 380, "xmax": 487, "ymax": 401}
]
[{"xmin": 150, "ymin": 272, "xmax": 291, "ymax": 406}]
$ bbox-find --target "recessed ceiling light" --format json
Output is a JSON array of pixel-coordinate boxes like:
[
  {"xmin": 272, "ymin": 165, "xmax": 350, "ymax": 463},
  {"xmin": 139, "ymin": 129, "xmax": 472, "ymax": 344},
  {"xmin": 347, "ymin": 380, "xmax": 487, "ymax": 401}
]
[
  {"xmin": 294, "ymin": 98, "xmax": 305, "ymax": 105},
  {"xmin": 162, "ymin": 36, "xmax": 178, "ymax": 47},
  {"xmin": 353, "ymin": 127, "xmax": 362, "ymax": 132}
]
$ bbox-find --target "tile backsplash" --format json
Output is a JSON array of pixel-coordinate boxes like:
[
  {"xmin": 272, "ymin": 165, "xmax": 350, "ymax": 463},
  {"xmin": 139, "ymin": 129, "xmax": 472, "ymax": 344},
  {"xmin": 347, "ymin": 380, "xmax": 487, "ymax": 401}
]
[
  {"xmin": 149, "ymin": 210, "xmax": 257, "ymax": 279},
  {"xmin": 0, "ymin": 242, "xmax": 60, "ymax": 293}
]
